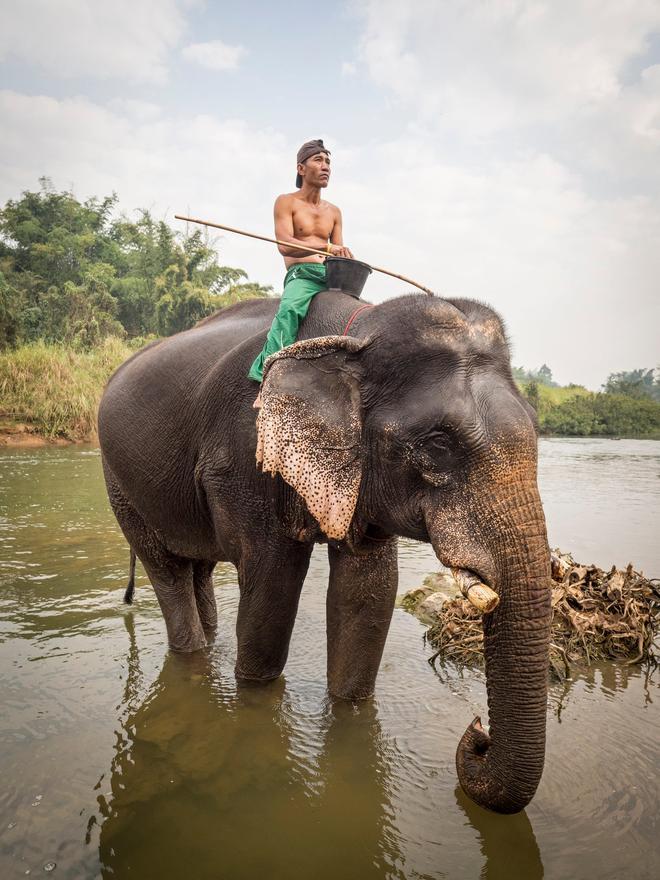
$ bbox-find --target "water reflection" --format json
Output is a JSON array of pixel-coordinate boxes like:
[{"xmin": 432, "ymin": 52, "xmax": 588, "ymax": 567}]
[
  {"xmin": 547, "ymin": 661, "xmax": 656, "ymax": 722},
  {"xmin": 537, "ymin": 438, "xmax": 660, "ymax": 575},
  {"xmin": 454, "ymin": 787, "xmax": 543, "ymax": 880},
  {"xmin": 96, "ymin": 620, "xmax": 404, "ymax": 880}
]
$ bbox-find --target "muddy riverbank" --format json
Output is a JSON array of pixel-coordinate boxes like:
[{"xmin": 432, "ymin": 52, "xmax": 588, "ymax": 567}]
[{"xmin": 0, "ymin": 420, "xmax": 84, "ymax": 447}]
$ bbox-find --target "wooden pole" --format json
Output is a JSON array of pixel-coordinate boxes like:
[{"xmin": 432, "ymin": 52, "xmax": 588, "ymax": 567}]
[{"xmin": 174, "ymin": 214, "xmax": 435, "ymax": 296}]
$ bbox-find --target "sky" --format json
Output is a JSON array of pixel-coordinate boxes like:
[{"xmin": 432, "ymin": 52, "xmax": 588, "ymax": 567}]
[{"xmin": 1, "ymin": 0, "xmax": 659, "ymax": 388}]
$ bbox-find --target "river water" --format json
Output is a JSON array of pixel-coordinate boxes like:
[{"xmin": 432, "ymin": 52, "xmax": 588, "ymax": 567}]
[{"xmin": 0, "ymin": 438, "xmax": 658, "ymax": 879}]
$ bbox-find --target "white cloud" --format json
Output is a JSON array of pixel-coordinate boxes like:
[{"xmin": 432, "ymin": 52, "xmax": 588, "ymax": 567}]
[
  {"xmin": 0, "ymin": 89, "xmax": 291, "ymax": 294},
  {"xmin": 182, "ymin": 39, "xmax": 246, "ymax": 71},
  {"xmin": 358, "ymin": 0, "xmax": 660, "ymax": 116},
  {"xmin": 330, "ymin": 135, "xmax": 659, "ymax": 387},
  {"xmin": 343, "ymin": 0, "xmax": 660, "ymax": 385},
  {"xmin": 356, "ymin": 0, "xmax": 660, "ymax": 180},
  {"xmin": 0, "ymin": 0, "xmax": 186, "ymax": 83},
  {"xmin": 1, "ymin": 86, "xmax": 658, "ymax": 387},
  {"xmin": 341, "ymin": 61, "xmax": 357, "ymax": 77},
  {"xmin": 106, "ymin": 99, "xmax": 163, "ymax": 122}
]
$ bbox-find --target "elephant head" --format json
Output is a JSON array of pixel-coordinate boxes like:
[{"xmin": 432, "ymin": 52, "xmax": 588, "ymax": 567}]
[{"xmin": 256, "ymin": 294, "xmax": 552, "ymax": 814}]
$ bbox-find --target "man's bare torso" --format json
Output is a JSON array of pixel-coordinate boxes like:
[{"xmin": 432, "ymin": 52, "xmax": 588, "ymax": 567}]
[{"xmin": 274, "ymin": 191, "xmax": 352, "ymax": 268}]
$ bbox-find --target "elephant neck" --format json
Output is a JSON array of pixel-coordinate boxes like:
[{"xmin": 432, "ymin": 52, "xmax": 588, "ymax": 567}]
[{"xmin": 297, "ymin": 291, "xmax": 375, "ymax": 341}]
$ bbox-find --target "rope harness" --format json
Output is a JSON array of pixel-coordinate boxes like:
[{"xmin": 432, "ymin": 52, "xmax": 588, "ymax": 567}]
[{"xmin": 341, "ymin": 304, "xmax": 373, "ymax": 336}]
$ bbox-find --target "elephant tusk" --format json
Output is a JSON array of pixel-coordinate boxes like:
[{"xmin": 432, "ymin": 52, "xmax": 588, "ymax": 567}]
[
  {"xmin": 452, "ymin": 568, "xmax": 500, "ymax": 614},
  {"xmin": 550, "ymin": 551, "xmax": 570, "ymax": 582}
]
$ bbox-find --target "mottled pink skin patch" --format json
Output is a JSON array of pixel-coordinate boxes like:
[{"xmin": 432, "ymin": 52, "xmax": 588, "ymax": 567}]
[{"xmin": 256, "ymin": 336, "xmax": 365, "ymax": 541}]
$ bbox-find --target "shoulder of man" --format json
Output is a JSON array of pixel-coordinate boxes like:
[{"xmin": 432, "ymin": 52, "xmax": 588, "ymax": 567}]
[{"xmin": 317, "ymin": 199, "xmax": 340, "ymax": 213}]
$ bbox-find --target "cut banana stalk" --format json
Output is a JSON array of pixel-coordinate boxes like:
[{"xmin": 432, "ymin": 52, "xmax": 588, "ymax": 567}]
[{"xmin": 452, "ymin": 568, "xmax": 500, "ymax": 613}]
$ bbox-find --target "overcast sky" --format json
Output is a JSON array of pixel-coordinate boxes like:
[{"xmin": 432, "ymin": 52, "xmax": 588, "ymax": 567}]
[{"xmin": 1, "ymin": 0, "xmax": 659, "ymax": 388}]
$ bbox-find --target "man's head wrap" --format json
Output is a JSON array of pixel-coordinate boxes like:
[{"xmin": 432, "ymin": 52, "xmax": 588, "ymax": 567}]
[{"xmin": 296, "ymin": 139, "xmax": 330, "ymax": 188}]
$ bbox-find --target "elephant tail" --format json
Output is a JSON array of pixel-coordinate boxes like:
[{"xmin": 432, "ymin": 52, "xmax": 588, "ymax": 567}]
[{"xmin": 124, "ymin": 549, "xmax": 137, "ymax": 604}]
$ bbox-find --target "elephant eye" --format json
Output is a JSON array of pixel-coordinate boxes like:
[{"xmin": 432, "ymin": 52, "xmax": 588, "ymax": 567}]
[
  {"xmin": 425, "ymin": 432, "xmax": 452, "ymax": 458},
  {"xmin": 411, "ymin": 431, "xmax": 455, "ymax": 487}
]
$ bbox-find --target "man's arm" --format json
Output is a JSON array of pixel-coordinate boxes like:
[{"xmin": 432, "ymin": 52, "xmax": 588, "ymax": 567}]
[
  {"xmin": 329, "ymin": 207, "xmax": 354, "ymax": 259},
  {"xmin": 273, "ymin": 195, "xmax": 321, "ymax": 257}
]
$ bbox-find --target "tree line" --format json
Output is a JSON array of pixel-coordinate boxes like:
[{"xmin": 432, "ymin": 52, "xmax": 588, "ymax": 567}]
[
  {"xmin": 0, "ymin": 178, "xmax": 272, "ymax": 349},
  {"xmin": 514, "ymin": 362, "xmax": 660, "ymax": 402},
  {"xmin": 517, "ymin": 364, "xmax": 660, "ymax": 437},
  {"xmin": 1, "ymin": 180, "xmax": 658, "ymax": 437}
]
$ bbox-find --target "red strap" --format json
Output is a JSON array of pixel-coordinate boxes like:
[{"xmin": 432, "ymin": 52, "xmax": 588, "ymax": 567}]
[{"xmin": 342, "ymin": 304, "xmax": 373, "ymax": 336}]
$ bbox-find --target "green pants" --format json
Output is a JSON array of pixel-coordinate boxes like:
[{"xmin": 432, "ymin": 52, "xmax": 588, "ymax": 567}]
[{"xmin": 248, "ymin": 262, "xmax": 327, "ymax": 382}]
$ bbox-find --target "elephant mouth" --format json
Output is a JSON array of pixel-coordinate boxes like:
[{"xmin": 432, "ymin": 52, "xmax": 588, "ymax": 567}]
[
  {"xmin": 426, "ymin": 525, "xmax": 500, "ymax": 614},
  {"xmin": 433, "ymin": 555, "xmax": 500, "ymax": 615}
]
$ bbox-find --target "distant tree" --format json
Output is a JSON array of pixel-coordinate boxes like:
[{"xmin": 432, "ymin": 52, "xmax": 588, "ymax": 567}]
[
  {"xmin": 212, "ymin": 280, "xmax": 273, "ymax": 309},
  {"xmin": 537, "ymin": 363, "xmax": 555, "ymax": 386},
  {"xmin": 107, "ymin": 211, "xmax": 271, "ymax": 336},
  {"xmin": 524, "ymin": 380, "xmax": 540, "ymax": 412},
  {"xmin": 536, "ymin": 391, "xmax": 660, "ymax": 437},
  {"xmin": 0, "ymin": 270, "xmax": 22, "ymax": 347},
  {"xmin": 153, "ymin": 255, "xmax": 213, "ymax": 336},
  {"xmin": 603, "ymin": 368, "xmax": 660, "ymax": 402},
  {"xmin": 541, "ymin": 394, "xmax": 598, "ymax": 435},
  {"xmin": 508, "ymin": 360, "xmax": 660, "ymax": 437},
  {"xmin": 0, "ymin": 177, "xmax": 120, "ymax": 284},
  {"xmin": 511, "ymin": 363, "xmax": 557, "ymax": 386}
]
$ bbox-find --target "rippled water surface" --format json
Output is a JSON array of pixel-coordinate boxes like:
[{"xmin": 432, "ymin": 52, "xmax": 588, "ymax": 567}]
[{"xmin": 0, "ymin": 439, "xmax": 658, "ymax": 879}]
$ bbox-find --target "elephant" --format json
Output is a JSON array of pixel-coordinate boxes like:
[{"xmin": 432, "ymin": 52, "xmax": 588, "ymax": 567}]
[{"xmin": 98, "ymin": 289, "xmax": 552, "ymax": 815}]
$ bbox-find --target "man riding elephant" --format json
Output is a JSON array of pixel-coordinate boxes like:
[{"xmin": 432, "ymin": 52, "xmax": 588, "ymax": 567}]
[
  {"xmin": 99, "ymin": 272, "xmax": 553, "ymax": 815},
  {"xmin": 248, "ymin": 139, "xmax": 354, "ymax": 403}
]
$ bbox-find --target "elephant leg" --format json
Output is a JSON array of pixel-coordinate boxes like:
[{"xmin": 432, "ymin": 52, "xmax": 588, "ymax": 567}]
[
  {"xmin": 193, "ymin": 560, "xmax": 218, "ymax": 631},
  {"xmin": 235, "ymin": 540, "xmax": 313, "ymax": 682},
  {"xmin": 144, "ymin": 557, "xmax": 207, "ymax": 653},
  {"xmin": 104, "ymin": 466, "xmax": 207, "ymax": 653},
  {"xmin": 327, "ymin": 538, "xmax": 398, "ymax": 700}
]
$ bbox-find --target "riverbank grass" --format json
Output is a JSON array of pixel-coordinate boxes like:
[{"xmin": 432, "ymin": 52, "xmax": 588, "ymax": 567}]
[
  {"xmin": 2, "ymin": 338, "xmax": 660, "ymax": 443},
  {"xmin": 0, "ymin": 338, "xmax": 135, "ymax": 440}
]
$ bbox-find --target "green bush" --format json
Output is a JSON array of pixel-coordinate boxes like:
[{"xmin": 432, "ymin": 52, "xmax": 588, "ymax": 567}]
[
  {"xmin": 536, "ymin": 391, "xmax": 660, "ymax": 437},
  {"xmin": 0, "ymin": 180, "xmax": 272, "ymax": 349}
]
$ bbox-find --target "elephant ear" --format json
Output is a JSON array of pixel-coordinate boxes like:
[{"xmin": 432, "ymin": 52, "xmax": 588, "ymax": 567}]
[{"xmin": 256, "ymin": 335, "xmax": 367, "ymax": 540}]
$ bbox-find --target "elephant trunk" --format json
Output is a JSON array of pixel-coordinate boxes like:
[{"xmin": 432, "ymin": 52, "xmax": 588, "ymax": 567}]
[{"xmin": 454, "ymin": 487, "xmax": 552, "ymax": 814}]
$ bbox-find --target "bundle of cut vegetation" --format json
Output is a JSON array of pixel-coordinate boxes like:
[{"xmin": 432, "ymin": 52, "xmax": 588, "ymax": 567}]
[{"xmin": 402, "ymin": 551, "xmax": 660, "ymax": 680}]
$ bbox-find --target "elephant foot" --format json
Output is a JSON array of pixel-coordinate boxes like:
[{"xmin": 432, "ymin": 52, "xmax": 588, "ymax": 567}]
[
  {"xmin": 202, "ymin": 624, "xmax": 218, "ymax": 645},
  {"xmin": 168, "ymin": 630, "xmax": 209, "ymax": 653},
  {"xmin": 234, "ymin": 667, "xmax": 283, "ymax": 685},
  {"xmin": 328, "ymin": 685, "xmax": 375, "ymax": 702}
]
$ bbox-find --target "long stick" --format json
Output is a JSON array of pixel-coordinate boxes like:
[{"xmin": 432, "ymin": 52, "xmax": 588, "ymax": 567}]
[{"xmin": 174, "ymin": 214, "xmax": 434, "ymax": 296}]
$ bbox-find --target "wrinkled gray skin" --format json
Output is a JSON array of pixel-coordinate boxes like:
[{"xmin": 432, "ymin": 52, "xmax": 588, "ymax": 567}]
[{"xmin": 98, "ymin": 291, "xmax": 552, "ymax": 814}]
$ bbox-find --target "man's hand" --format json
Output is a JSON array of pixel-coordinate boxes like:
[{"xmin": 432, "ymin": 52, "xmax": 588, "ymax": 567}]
[{"xmin": 328, "ymin": 244, "xmax": 354, "ymax": 259}]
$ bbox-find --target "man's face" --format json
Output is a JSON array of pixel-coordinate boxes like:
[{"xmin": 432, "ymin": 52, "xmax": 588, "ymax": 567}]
[{"xmin": 299, "ymin": 151, "xmax": 331, "ymax": 188}]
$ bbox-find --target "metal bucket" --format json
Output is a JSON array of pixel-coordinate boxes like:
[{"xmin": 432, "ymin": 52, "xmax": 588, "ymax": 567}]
[{"xmin": 324, "ymin": 257, "xmax": 372, "ymax": 299}]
